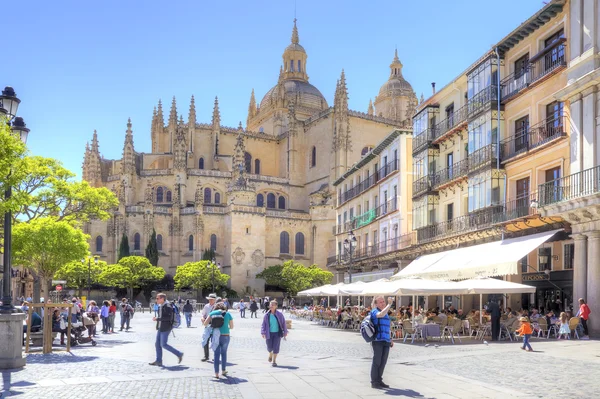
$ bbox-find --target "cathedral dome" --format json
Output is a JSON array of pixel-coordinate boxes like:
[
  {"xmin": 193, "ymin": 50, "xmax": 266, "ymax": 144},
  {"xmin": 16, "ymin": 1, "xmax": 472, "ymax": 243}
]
[
  {"xmin": 377, "ymin": 50, "xmax": 414, "ymax": 99},
  {"xmin": 260, "ymin": 79, "xmax": 328, "ymax": 110}
]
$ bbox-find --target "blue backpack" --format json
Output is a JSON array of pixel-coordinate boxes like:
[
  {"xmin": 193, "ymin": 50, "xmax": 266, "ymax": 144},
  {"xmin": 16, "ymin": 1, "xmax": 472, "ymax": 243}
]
[
  {"xmin": 171, "ymin": 303, "xmax": 181, "ymax": 329},
  {"xmin": 360, "ymin": 313, "xmax": 377, "ymax": 343}
]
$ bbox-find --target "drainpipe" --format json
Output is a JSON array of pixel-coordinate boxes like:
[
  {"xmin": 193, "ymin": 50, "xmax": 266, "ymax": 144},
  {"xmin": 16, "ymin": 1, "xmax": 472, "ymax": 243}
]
[{"xmin": 495, "ymin": 46, "xmax": 507, "ymax": 241}]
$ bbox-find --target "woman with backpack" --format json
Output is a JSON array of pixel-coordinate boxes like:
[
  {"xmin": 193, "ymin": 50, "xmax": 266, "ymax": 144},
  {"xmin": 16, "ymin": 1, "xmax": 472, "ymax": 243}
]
[
  {"xmin": 249, "ymin": 299, "xmax": 259, "ymax": 318},
  {"xmin": 204, "ymin": 302, "xmax": 234, "ymax": 379},
  {"xmin": 261, "ymin": 300, "xmax": 288, "ymax": 367}
]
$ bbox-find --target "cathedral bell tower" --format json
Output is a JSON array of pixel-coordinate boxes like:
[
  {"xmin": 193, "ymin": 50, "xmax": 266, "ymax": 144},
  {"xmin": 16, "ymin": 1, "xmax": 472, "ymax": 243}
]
[{"xmin": 282, "ymin": 19, "xmax": 308, "ymax": 82}]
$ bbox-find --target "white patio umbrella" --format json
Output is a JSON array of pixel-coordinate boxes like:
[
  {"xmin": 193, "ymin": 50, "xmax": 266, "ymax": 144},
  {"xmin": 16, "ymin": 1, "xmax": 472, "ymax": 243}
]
[{"xmin": 298, "ymin": 285, "xmax": 326, "ymax": 296}]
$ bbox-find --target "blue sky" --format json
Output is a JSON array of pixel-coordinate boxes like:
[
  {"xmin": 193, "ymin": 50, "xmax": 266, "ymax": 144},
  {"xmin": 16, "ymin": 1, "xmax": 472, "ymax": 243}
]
[{"xmin": 4, "ymin": 0, "xmax": 545, "ymax": 177}]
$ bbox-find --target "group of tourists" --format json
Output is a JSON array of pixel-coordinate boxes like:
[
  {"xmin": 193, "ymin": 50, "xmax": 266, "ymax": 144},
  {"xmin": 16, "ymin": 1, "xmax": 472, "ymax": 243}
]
[{"xmin": 148, "ymin": 292, "xmax": 288, "ymax": 379}]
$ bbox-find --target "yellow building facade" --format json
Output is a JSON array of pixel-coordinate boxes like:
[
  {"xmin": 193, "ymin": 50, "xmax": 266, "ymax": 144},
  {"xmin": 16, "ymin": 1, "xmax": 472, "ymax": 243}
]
[{"xmin": 81, "ymin": 21, "xmax": 415, "ymax": 296}]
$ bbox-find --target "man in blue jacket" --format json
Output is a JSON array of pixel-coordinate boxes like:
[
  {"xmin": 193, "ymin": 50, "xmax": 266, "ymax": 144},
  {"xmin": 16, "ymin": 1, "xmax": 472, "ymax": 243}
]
[
  {"xmin": 150, "ymin": 293, "xmax": 183, "ymax": 367},
  {"xmin": 370, "ymin": 296, "xmax": 394, "ymax": 389}
]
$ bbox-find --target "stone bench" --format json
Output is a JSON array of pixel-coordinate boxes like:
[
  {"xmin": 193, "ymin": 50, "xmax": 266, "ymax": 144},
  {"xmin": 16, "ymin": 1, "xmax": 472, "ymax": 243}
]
[{"xmin": 29, "ymin": 331, "xmax": 58, "ymax": 346}]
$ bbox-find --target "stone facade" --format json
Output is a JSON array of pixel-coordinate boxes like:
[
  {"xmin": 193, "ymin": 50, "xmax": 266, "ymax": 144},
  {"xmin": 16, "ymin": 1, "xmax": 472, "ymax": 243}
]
[{"xmin": 81, "ymin": 20, "xmax": 415, "ymax": 296}]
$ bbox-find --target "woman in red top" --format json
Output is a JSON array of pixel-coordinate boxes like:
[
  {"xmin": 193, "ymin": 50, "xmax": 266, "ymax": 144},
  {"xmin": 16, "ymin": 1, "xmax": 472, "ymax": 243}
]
[
  {"xmin": 108, "ymin": 300, "xmax": 117, "ymax": 333},
  {"xmin": 577, "ymin": 298, "xmax": 591, "ymax": 338}
]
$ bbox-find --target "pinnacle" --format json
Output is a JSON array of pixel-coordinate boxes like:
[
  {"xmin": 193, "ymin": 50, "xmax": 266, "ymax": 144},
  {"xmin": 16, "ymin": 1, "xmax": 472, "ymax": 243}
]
[{"xmin": 291, "ymin": 18, "xmax": 299, "ymax": 44}]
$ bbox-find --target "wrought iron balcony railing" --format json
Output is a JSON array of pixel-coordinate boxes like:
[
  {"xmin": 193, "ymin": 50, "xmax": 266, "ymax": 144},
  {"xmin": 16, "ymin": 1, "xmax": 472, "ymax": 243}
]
[
  {"xmin": 467, "ymin": 85, "xmax": 498, "ymax": 119},
  {"xmin": 412, "ymin": 127, "xmax": 438, "ymax": 155},
  {"xmin": 434, "ymin": 104, "xmax": 469, "ymax": 140},
  {"xmin": 433, "ymin": 158, "xmax": 469, "ymax": 188},
  {"xmin": 539, "ymin": 165, "xmax": 600, "ymax": 207},
  {"xmin": 332, "ymin": 232, "xmax": 417, "ymax": 265},
  {"xmin": 413, "ymin": 175, "xmax": 434, "ymax": 198},
  {"xmin": 468, "ymin": 143, "xmax": 498, "ymax": 174},
  {"xmin": 339, "ymin": 160, "xmax": 399, "ymax": 204},
  {"xmin": 337, "ymin": 198, "xmax": 399, "ymax": 234},
  {"xmin": 501, "ymin": 115, "xmax": 567, "ymax": 162}
]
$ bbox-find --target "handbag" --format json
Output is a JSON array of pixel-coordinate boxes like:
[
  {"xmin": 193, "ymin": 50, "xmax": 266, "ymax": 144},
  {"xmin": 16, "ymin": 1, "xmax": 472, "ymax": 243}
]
[{"xmin": 59, "ymin": 317, "xmax": 67, "ymax": 330}]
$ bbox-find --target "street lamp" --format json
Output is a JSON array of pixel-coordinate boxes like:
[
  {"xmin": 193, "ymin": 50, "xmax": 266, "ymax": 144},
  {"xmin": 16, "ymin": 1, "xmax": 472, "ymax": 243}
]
[
  {"xmin": 82, "ymin": 256, "xmax": 99, "ymax": 301},
  {"xmin": 208, "ymin": 258, "xmax": 221, "ymax": 293},
  {"xmin": 1, "ymin": 86, "xmax": 29, "ymax": 314},
  {"xmin": 343, "ymin": 230, "xmax": 357, "ymax": 283}
]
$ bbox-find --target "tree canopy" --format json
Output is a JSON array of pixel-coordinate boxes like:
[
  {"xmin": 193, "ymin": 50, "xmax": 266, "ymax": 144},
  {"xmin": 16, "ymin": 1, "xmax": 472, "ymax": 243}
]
[
  {"xmin": 12, "ymin": 217, "xmax": 90, "ymax": 297},
  {"xmin": 54, "ymin": 257, "xmax": 107, "ymax": 295},
  {"xmin": 173, "ymin": 261, "xmax": 230, "ymax": 290},
  {"xmin": 118, "ymin": 234, "xmax": 130, "ymax": 260},
  {"xmin": 145, "ymin": 229, "xmax": 159, "ymax": 266},
  {"xmin": 0, "ymin": 117, "xmax": 27, "ymax": 216},
  {"xmin": 98, "ymin": 256, "xmax": 165, "ymax": 299},
  {"xmin": 257, "ymin": 261, "xmax": 333, "ymax": 295}
]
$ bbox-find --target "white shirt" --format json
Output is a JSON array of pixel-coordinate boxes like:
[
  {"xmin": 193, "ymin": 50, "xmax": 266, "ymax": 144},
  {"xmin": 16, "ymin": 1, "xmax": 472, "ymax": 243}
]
[{"xmin": 202, "ymin": 303, "xmax": 214, "ymax": 320}]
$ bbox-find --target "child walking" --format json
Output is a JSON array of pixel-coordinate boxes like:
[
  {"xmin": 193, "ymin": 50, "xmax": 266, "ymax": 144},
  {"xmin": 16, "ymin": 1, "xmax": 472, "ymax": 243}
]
[
  {"xmin": 516, "ymin": 316, "xmax": 533, "ymax": 352},
  {"xmin": 557, "ymin": 312, "xmax": 570, "ymax": 339}
]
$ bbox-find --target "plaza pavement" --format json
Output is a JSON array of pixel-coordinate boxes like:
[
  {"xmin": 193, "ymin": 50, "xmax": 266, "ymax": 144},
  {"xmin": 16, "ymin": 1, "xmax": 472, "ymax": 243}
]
[{"xmin": 2, "ymin": 309, "xmax": 599, "ymax": 399}]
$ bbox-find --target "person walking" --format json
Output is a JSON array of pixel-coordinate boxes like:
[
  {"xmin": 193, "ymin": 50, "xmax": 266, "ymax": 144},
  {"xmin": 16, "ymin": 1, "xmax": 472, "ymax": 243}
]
[
  {"xmin": 204, "ymin": 302, "xmax": 234, "ymax": 379},
  {"xmin": 250, "ymin": 299, "xmax": 258, "ymax": 318},
  {"xmin": 150, "ymin": 293, "xmax": 184, "ymax": 367},
  {"xmin": 263, "ymin": 297, "xmax": 269, "ymax": 314},
  {"xmin": 120, "ymin": 298, "xmax": 133, "ymax": 331},
  {"xmin": 261, "ymin": 300, "xmax": 288, "ymax": 367},
  {"xmin": 487, "ymin": 300, "xmax": 501, "ymax": 341},
  {"xmin": 182, "ymin": 299, "xmax": 194, "ymax": 328},
  {"xmin": 576, "ymin": 298, "xmax": 591, "ymax": 339},
  {"xmin": 108, "ymin": 300, "xmax": 117, "ymax": 333},
  {"xmin": 239, "ymin": 299, "xmax": 246, "ymax": 318},
  {"xmin": 516, "ymin": 316, "xmax": 534, "ymax": 352},
  {"xmin": 370, "ymin": 296, "xmax": 394, "ymax": 389},
  {"xmin": 201, "ymin": 293, "xmax": 217, "ymax": 362},
  {"xmin": 100, "ymin": 300, "xmax": 110, "ymax": 333}
]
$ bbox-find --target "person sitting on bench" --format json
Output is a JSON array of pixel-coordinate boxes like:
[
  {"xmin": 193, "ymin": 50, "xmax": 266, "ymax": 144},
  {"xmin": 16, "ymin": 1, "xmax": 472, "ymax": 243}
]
[{"xmin": 23, "ymin": 310, "xmax": 42, "ymax": 345}]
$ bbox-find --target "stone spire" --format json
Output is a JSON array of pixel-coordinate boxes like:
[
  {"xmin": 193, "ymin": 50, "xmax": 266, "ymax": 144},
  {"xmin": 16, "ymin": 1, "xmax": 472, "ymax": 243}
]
[
  {"xmin": 278, "ymin": 65, "xmax": 284, "ymax": 83},
  {"xmin": 212, "ymin": 96, "xmax": 220, "ymax": 128},
  {"xmin": 420, "ymin": 93, "xmax": 425, "ymax": 104},
  {"xmin": 188, "ymin": 95, "xmax": 196, "ymax": 126},
  {"xmin": 83, "ymin": 130, "xmax": 103, "ymax": 187},
  {"xmin": 291, "ymin": 18, "xmax": 299, "ymax": 44},
  {"xmin": 156, "ymin": 99, "xmax": 164, "ymax": 128},
  {"xmin": 228, "ymin": 129, "xmax": 254, "ymax": 193},
  {"xmin": 91, "ymin": 129, "xmax": 99, "ymax": 152},
  {"xmin": 173, "ymin": 118, "xmax": 187, "ymax": 171},
  {"xmin": 169, "ymin": 96, "xmax": 177, "ymax": 127},
  {"xmin": 390, "ymin": 48, "xmax": 403, "ymax": 78},
  {"xmin": 333, "ymin": 70, "xmax": 351, "ymax": 154},
  {"xmin": 122, "ymin": 118, "xmax": 136, "ymax": 175},
  {"xmin": 247, "ymin": 89, "xmax": 257, "ymax": 126},
  {"xmin": 282, "ymin": 19, "xmax": 308, "ymax": 82},
  {"xmin": 368, "ymin": 99, "xmax": 374, "ymax": 115},
  {"xmin": 212, "ymin": 96, "xmax": 221, "ymax": 158},
  {"xmin": 334, "ymin": 70, "xmax": 348, "ymax": 111}
]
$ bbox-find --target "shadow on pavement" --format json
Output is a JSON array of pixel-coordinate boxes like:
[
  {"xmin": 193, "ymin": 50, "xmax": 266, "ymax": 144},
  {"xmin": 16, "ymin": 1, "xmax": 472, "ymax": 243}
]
[
  {"xmin": 272, "ymin": 365, "xmax": 299, "ymax": 370},
  {"xmin": 2, "ymin": 371, "xmax": 37, "ymax": 398},
  {"xmin": 384, "ymin": 388, "xmax": 431, "ymax": 398},
  {"xmin": 217, "ymin": 377, "xmax": 249, "ymax": 385},
  {"xmin": 161, "ymin": 365, "xmax": 190, "ymax": 372},
  {"xmin": 26, "ymin": 354, "xmax": 99, "ymax": 364}
]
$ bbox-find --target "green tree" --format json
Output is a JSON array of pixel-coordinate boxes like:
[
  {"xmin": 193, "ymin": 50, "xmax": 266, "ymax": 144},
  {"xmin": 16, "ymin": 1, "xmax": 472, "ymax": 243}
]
[
  {"xmin": 0, "ymin": 116, "xmax": 27, "ymax": 216},
  {"xmin": 256, "ymin": 265, "xmax": 285, "ymax": 287},
  {"xmin": 145, "ymin": 229, "xmax": 159, "ymax": 266},
  {"xmin": 118, "ymin": 234, "xmax": 130, "ymax": 261},
  {"xmin": 201, "ymin": 248, "xmax": 216, "ymax": 261},
  {"xmin": 99, "ymin": 256, "xmax": 165, "ymax": 299},
  {"xmin": 12, "ymin": 218, "xmax": 90, "ymax": 299},
  {"xmin": 54, "ymin": 258, "xmax": 107, "ymax": 296},
  {"xmin": 279, "ymin": 261, "xmax": 333, "ymax": 296},
  {"xmin": 174, "ymin": 261, "xmax": 230, "ymax": 291}
]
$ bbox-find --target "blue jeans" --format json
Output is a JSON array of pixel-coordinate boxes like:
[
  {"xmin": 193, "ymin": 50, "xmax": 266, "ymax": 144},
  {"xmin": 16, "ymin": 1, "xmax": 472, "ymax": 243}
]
[
  {"xmin": 522, "ymin": 334, "xmax": 532, "ymax": 351},
  {"xmin": 155, "ymin": 330, "xmax": 182, "ymax": 364},
  {"xmin": 214, "ymin": 335, "xmax": 230, "ymax": 373},
  {"xmin": 184, "ymin": 312, "xmax": 192, "ymax": 327},
  {"xmin": 240, "ymin": 308, "xmax": 246, "ymax": 318}
]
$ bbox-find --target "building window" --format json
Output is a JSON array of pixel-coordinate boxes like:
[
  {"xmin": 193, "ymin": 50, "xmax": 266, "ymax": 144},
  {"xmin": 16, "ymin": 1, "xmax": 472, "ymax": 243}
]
[
  {"xmin": 204, "ymin": 188, "xmax": 212, "ymax": 204},
  {"xmin": 520, "ymin": 255, "xmax": 528, "ymax": 273},
  {"xmin": 514, "ymin": 115, "xmax": 530, "ymax": 152},
  {"xmin": 267, "ymin": 193, "xmax": 276, "ymax": 209},
  {"xmin": 157, "ymin": 234, "xmax": 163, "ymax": 251},
  {"xmin": 514, "ymin": 53, "xmax": 529, "ymax": 79},
  {"xmin": 188, "ymin": 235, "xmax": 194, "ymax": 251},
  {"xmin": 295, "ymin": 232, "xmax": 305, "ymax": 255},
  {"xmin": 246, "ymin": 227, "xmax": 251, "ymax": 235},
  {"xmin": 257, "ymin": 194, "xmax": 264, "ymax": 207},
  {"xmin": 564, "ymin": 243, "xmax": 574, "ymax": 269},
  {"xmin": 447, "ymin": 203, "xmax": 454, "ymax": 221},
  {"xmin": 278, "ymin": 196, "xmax": 286, "ymax": 209},
  {"xmin": 289, "ymin": 60, "xmax": 294, "ymax": 72},
  {"xmin": 214, "ymin": 192, "xmax": 221, "ymax": 204},
  {"xmin": 255, "ymin": 159, "xmax": 261, "ymax": 174},
  {"xmin": 156, "ymin": 187, "xmax": 164, "ymax": 203},
  {"xmin": 166, "ymin": 190, "xmax": 172, "ymax": 202},
  {"xmin": 199, "ymin": 157, "xmax": 204, "ymax": 169},
  {"xmin": 244, "ymin": 152, "xmax": 252, "ymax": 173},
  {"xmin": 280, "ymin": 232, "xmax": 290, "ymax": 254},
  {"xmin": 310, "ymin": 146, "xmax": 316, "ymax": 167},
  {"xmin": 134, "ymin": 233, "xmax": 141, "ymax": 251},
  {"xmin": 210, "ymin": 234, "xmax": 217, "ymax": 251},
  {"xmin": 297, "ymin": 60, "xmax": 301, "ymax": 72},
  {"xmin": 95, "ymin": 236, "xmax": 103, "ymax": 253}
]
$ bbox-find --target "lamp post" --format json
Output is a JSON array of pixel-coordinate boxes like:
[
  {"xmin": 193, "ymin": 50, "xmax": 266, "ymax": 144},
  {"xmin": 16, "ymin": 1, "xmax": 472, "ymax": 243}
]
[
  {"xmin": 1, "ymin": 86, "xmax": 29, "ymax": 314},
  {"xmin": 82, "ymin": 256, "xmax": 99, "ymax": 301},
  {"xmin": 343, "ymin": 230, "xmax": 357, "ymax": 283},
  {"xmin": 208, "ymin": 258, "xmax": 221, "ymax": 293}
]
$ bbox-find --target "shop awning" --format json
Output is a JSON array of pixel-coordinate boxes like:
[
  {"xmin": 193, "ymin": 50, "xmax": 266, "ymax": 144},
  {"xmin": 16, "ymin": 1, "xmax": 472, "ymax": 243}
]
[
  {"xmin": 393, "ymin": 229, "xmax": 562, "ymax": 281},
  {"xmin": 454, "ymin": 277, "xmax": 536, "ymax": 294},
  {"xmin": 348, "ymin": 277, "xmax": 468, "ymax": 296}
]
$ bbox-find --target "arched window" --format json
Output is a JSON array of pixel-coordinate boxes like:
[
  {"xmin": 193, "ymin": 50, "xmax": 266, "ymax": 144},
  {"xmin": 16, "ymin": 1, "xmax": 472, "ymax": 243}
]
[
  {"xmin": 156, "ymin": 187, "xmax": 164, "ymax": 203},
  {"xmin": 267, "ymin": 193, "xmax": 276, "ymax": 209},
  {"xmin": 361, "ymin": 146, "xmax": 373, "ymax": 157},
  {"xmin": 134, "ymin": 233, "xmax": 141, "ymax": 251},
  {"xmin": 166, "ymin": 190, "xmax": 172, "ymax": 202},
  {"xmin": 280, "ymin": 232, "xmax": 290, "ymax": 254},
  {"xmin": 95, "ymin": 236, "xmax": 103, "ymax": 253},
  {"xmin": 310, "ymin": 146, "xmax": 316, "ymax": 167},
  {"xmin": 214, "ymin": 192, "xmax": 221, "ymax": 204},
  {"xmin": 157, "ymin": 234, "xmax": 163, "ymax": 251},
  {"xmin": 298, "ymin": 60, "xmax": 301, "ymax": 72},
  {"xmin": 255, "ymin": 159, "xmax": 261, "ymax": 175},
  {"xmin": 257, "ymin": 194, "xmax": 264, "ymax": 207},
  {"xmin": 295, "ymin": 232, "xmax": 305, "ymax": 255},
  {"xmin": 290, "ymin": 60, "xmax": 294, "ymax": 72},
  {"xmin": 278, "ymin": 196, "xmax": 286, "ymax": 209},
  {"xmin": 210, "ymin": 234, "xmax": 217, "ymax": 251},
  {"xmin": 204, "ymin": 188, "xmax": 212, "ymax": 204},
  {"xmin": 244, "ymin": 152, "xmax": 252, "ymax": 173},
  {"xmin": 199, "ymin": 157, "xmax": 204, "ymax": 169},
  {"xmin": 188, "ymin": 235, "xmax": 194, "ymax": 251}
]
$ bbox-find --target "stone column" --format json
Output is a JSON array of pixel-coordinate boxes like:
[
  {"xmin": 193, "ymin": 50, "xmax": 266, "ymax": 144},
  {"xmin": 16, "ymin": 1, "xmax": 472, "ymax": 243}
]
[
  {"xmin": 572, "ymin": 234, "xmax": 588, "ymax": 306},
  {"xmin": 586, "ymin": 231, "xmax": 600, "ymax": 335},
  {"xmin": 0, "ymin": 313, "xmax": 27, "ymax": 369}
]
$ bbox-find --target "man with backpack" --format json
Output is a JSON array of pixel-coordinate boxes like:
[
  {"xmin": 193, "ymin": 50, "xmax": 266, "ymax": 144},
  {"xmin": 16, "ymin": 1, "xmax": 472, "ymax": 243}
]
[
  {"xmin": 119, "ymin": 298, "xmax": 134, "ymax": 331},
  {"xmin": 369, "ymin": 296, "xmax": 394, "ymax": 389},
  {"xmin": 150, "ymin": 293, "xmax": 184, "ymax": 367}
]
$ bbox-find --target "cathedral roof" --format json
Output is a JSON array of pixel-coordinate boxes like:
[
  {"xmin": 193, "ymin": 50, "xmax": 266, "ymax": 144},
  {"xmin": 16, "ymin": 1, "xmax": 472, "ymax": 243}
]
[
  {"xmin": 377, "ymin": 49, "xmax": 414, "ymax": 100},
  {"xmin": 260, "ymin": 79, "xmax": 328, "ymax": 110}
]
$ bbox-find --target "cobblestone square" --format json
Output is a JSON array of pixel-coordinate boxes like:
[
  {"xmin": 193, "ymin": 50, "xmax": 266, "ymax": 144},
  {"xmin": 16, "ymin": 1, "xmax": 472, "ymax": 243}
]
[{"xmin": 2, "ymin": 310, "xmax": 599, "ymax": 399}]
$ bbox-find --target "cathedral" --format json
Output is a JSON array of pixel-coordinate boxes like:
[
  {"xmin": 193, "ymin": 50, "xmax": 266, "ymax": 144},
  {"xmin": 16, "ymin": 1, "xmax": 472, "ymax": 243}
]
[{"xmin": 82, "ymin": 20, "xmax": 416, "ymax": 295}]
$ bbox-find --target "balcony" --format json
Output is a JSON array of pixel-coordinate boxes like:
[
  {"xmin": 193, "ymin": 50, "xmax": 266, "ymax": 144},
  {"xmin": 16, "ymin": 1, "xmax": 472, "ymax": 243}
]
[
  {"xmin": 501, "ymin": 43, "xmax": 567, "ymax": 102},
  {"xmin": 413, "ymin": 175, "xmax": 435, "ymax": 198},
  {"xmin": 434, "ymin": 104, "xmax": 469, "ymax": 142},
  {"xmin": 503, "ymin": 191, "xmax": 539, "ymax": 221},
  {"xmin": 333, "ymin": 232, "xmax": 417, "ymax": 265},
  {"xmin": 501, "ymin": 115, "xmax": 567, "ymax": 162},
  {"xmin": 339, "ymin": 160, "xmax": 398, "ymax": 204},
  {"xmin": 468, "ymin": 143, "xmax": 498, "ymax": 174},
  {"xmin": 467, "ymin": 85, "xmax": 499, "ymax": 119},
  {"xmin": 433, "ymin": 158, "xmax": 469, "ymax": 189},
  {"xmin": 412, "ymin": 128, "xmax": 438, "ymax": 155},
  {"xmin": 539, "ymin": 165, "xmax": 600, "ymax": 207},
  {"xmin": 337, "ymin": 198, "xmax": 399, "ymax": 235}
]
